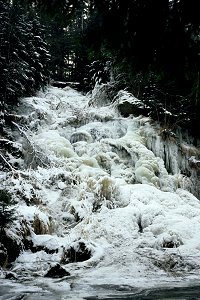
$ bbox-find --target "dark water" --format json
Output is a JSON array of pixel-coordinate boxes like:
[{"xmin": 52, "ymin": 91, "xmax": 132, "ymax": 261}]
[
  {"xmin": 86, "ymin": 286, "xmax": 200, "ymax": 299},
  {"xmin": 1, "ymin": 282, "xmax": 200, "ymax": 300},
  {"xmin": 85, "ymin": 285, "xmax": 200, "ymax": 300}
]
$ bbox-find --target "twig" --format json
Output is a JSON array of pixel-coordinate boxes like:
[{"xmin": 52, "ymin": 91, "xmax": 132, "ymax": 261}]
[{"xmin": 0, "ymin": 153, "xmax": 16, "ymax": 172}]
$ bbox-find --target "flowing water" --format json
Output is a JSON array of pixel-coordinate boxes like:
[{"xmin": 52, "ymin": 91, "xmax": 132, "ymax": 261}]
[{"xmin": 1, "ymin": 85, "xmax": 200, "ymax": 299}]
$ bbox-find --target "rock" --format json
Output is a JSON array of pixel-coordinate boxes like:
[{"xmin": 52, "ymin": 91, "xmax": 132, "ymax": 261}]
[
  {"xmin": 5, "ymin": 272, "xmax": 17, "ymax": 280},
  {"xmin": 50, "ymin": 81, "xmax": 68, "ymax": 88},
  {"xmin": 0, "ymin": 244, "xmax": 8, "ymax": 267},
  {"xmin": 33, "ymin": 214, "xmax": 50, "ymax": 235},
  {"xmin": 70, "ymin": 131, "xmax": 92, "ymax": 144},
  {"xmin": 44, "ymin": 264, "xmax": 70, "ymax": 278},
  {"xmin": 117, "ymin": 100, "xmax": 145, "ymax": 117},
  {"xmin": 23, "ymin": 236, "xmax": 59, "ymax": 254},
  {"xmin": 189, "ymin": 156, "xmax": 200, "ymax": 173},
  {"xmin": 50, "ymin": 81, "xmax": 80, "ymax": 89},
  {"xmin": 61, "ymin": 241, "xmax": 91, "ymax": 264},
  {"xmin": 0, "ymin": 234, "xmax": 21, "ymax": 265},
  {"xmin": 88, "ymin": 83, "xmax": 113, "ymax": 107},
  {"xmin": 32, "ymin": 245, "xmax": 58, "ymax": 255},
  {"xmin": 115, "ymin": 90, "xmax": 146, "ymax": 117}
]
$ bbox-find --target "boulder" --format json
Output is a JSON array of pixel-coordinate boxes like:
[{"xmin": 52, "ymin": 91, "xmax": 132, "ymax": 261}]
[
  {"xmin": 61, "ymin": 241, "xmax": 91, "ymax": 264},
  {"xmin": 115, "ymin": 90, "xmax": 146, "ymax": 117},
  {"xmin": 5, "ymin": 272, "xmax": 17, "ymax": 280},
  {"xmin": 44, "ymin": 264, "xmax": 70, "ymax": 278}
]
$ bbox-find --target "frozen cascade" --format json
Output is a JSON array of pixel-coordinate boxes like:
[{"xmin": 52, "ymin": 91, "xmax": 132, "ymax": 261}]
[
  {"xmin": 143, "ymin": 123, "xmax": 200, "ymax": 198},
  {"xmin": 1, "ymin": 85, "xmax": 200, "ymax": 298}
]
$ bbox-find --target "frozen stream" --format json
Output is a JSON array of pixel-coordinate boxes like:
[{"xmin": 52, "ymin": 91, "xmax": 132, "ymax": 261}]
[{"xmin": 1, "ymin": 86, "xmax": 200, "ymax": 299}]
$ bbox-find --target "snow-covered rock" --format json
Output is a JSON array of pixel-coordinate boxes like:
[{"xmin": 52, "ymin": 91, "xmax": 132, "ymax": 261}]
[{"xmin": 114, "ymin": 90, "xmax": 146, "ymax": 117}]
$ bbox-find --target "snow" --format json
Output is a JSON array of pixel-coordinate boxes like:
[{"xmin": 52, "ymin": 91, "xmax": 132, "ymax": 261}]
[{"xmin": 1, "ymin": 85, "xmax": 200, "ymax": 297}]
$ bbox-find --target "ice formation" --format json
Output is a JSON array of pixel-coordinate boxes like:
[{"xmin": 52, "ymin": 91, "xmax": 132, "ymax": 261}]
[{"xmin": 1, "ymin": 85, "xmax": 200, "ymax": 297}]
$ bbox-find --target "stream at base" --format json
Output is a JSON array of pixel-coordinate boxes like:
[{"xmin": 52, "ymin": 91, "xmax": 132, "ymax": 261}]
[{"xmin": 1, "ymin": 280, "xmax": 200, "ymax": 300}]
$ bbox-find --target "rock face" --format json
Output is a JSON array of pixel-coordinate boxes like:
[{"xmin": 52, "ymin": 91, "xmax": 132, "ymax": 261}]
[{"xmin": 44, "ymin": 264, "xmax": 70, "ymax": 278}]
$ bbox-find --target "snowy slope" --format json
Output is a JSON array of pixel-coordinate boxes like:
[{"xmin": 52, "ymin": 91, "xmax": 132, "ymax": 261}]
[{"xmin": 1, "ymin": 85, "xmax": 200, "ymax": 297}]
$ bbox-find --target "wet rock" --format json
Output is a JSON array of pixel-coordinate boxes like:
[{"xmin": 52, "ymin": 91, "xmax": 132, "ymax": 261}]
[{"xmin": 44, "ymin": 264, "xmax": 70, "ymax": 278}]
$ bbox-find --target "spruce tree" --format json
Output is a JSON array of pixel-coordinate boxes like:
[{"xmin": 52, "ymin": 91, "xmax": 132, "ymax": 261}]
[
  {"xmin": 25, "ymin": 10, "xmax": 50, "ymax": 91},
  {"xmin": 0, "ymin": 1, "xmax": 50, "ymax": 106},
  {"xmin": 0, "ymin": 0, "xmax": 10, "ymax": 132}
]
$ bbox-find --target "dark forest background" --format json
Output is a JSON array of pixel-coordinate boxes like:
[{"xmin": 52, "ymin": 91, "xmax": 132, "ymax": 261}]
[{"xmin": 0, "ymin": 0, "xmax": 199, "ymax": 136}]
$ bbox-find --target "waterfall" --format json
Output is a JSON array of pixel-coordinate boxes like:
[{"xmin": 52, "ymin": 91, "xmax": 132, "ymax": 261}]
[{"xmin": 1, "ymin": 85, "xmax": 200, "ymax": 296}]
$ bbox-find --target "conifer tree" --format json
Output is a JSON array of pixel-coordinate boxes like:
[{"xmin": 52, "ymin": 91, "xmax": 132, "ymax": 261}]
[
  {"xmin": 0, "ymin": 1, "xmax": 50, "ymax": 105},
  {"xmin": 0, "ymin": 0, "xmax": 10, "ymax": 132},
  {"xmin": 0, "ymin": 0, "xmax": 10, "ymax": 104},
  {"xmin": 25, "ymin": 10, "xmax": 50, "ymax": 90}
]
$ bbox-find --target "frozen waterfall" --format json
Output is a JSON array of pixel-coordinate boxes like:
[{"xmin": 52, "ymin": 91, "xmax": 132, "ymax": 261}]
[{"xmin": 1, "ymin": 85, "xmax": 200, "ymax": 298}]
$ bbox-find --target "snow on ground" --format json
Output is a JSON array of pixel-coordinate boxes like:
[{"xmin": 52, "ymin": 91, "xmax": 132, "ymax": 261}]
[{"xmin": 1, "ymin": 85, "xmax": 200, "ymax": 296}]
